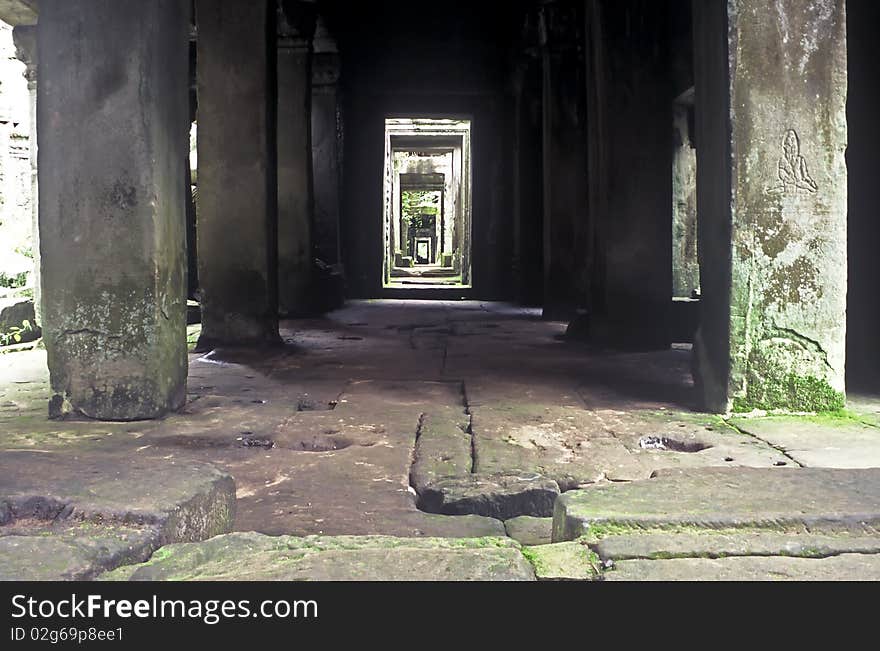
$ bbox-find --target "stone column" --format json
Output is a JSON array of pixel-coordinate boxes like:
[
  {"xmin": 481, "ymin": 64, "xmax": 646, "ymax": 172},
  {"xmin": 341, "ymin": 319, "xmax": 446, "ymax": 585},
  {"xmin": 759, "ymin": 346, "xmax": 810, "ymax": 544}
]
[
  {"xmin": 311, "ymin": 16, "xmax": 342, "ymax": 266},
  {"xmin": 195, "ymin": 0, "xmax": 280, "ymax": 347},
  {"xmin": 539, "ymin": 0, "xmax": 590, "ymax": 321},
  {"xmin": 692, "ymin": 0, "xmax": 847, "ymax": 412},
  {"xmin": 512, "ymin": 50, "xmax": 544, "ymax": 306},
  {"xmin": 277, "ymin": 1, "xmax": 315, "ymax": 316},
  {"xmin": 580, "ymin": 0, "xmax": 672, "ymax": 348},
  {"xmin": 38, "ymin": 0, "xmax": 189, "ymax": 420},
  {"xmin": 510, "ymin": 7, "xmax": 544, "ymax": 306},
  {"xmin": 11, "ymin": 25, "xmax": 37, "ymax": 326}
]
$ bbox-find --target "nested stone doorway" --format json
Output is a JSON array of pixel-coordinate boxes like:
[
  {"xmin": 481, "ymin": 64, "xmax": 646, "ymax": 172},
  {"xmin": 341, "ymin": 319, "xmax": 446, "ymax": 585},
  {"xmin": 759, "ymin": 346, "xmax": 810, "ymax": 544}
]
[{"xmin": 383, "ymin": 118, "xmax": 472, "ymax": 289}]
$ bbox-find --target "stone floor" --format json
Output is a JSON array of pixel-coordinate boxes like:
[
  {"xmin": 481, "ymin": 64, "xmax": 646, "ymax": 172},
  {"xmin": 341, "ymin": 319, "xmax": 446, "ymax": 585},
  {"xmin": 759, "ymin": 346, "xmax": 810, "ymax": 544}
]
[{"xmin": 1, "ymin": 300, "xmax": 879, "ymax": 580}]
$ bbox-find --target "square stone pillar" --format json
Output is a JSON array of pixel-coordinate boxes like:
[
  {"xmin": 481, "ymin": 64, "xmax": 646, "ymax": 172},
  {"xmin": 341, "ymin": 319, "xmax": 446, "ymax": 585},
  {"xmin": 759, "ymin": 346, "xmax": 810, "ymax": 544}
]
[
  {"xmin": 539, "ymin": 0, "xmax": 590, "ymax": 321},
  {"xmin": 512, "ymin": 52, "xmax": 544, "ymax": 306},
  {"xmin": 195, "ymin": 0, "xmax": 280, "ymax": 347},
  {"xmin": 311, "ymin": 16, "xmax": 342, "ymax": 267},
  {"xmin": 277, "ymin": 3, "xmax": 315, "ymax": 316},
  {"xmin": 580, "ymin": 0, "xmax": 672, "ymax": 348},
  {"xmin": 38, "ymin": 0, "xmax": 190, "ymax": 420},
  {"xmin": 693, "ymin": 0, "xmax": 847, "ymax": 412}
]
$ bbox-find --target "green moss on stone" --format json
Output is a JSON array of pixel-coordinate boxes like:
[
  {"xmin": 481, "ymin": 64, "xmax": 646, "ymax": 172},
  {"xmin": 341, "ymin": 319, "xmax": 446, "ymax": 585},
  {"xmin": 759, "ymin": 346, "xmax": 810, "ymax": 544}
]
[
  {"xmin": 579, "ymin": 522, "xmax": 809, "ymax": 542},
  {"xmin": 519, "ymin": 546, "xmax": 543, "ymax": 572},
  {"xmin": 521, "ymin": 542, "xmax": 601, "ymax": 580},
  {"xmin": 733, "ymin": 373, "xmax": 844, "ymax": 413},
  {"xmin": 186, "ymin": 324, "xmax": 201, "ymax": 352},
  {"xmin": 145, "ymin": 546, "xmax": 174, "ymax": 564}
]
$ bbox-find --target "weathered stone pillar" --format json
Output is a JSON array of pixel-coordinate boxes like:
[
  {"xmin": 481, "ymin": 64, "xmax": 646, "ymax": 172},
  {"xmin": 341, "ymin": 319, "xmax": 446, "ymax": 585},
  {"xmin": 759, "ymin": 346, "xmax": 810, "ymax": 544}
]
[
  {"xmin": 195, "ymin": 0, "xmax": 280, "ymax": 347},
  {"xmin": 11, "ymin": 25, "xmax": 38, "ymax": 326},
  {"xmin": 38, "ymin": 0, "xmax": 189, "ymax": 420},
  {"xmin": 692, "ymin": 0, "xmax": 847, "ymax": 412},
  {"xmin": 581, "ymin": 0, "xmax": 672, "ymax": 348},
  {"xmin": 311, "ymin": 16, "xmax": 341, "ymax": 266},
  {"xmin": 539, "ymin": 0, "xmax": 589, "ymax": 321},
  {"xmin": 277, "ymin": 1, "xmax": 315, "ymax": 316},
  {"xmin": 511, "ymin": 13, "xmax": 545, "ymax": 306}
]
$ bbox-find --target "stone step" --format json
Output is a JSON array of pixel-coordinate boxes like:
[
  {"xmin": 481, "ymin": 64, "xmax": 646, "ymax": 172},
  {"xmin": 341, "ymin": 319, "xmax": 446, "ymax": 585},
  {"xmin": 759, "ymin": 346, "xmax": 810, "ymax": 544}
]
[
  {"xmin": 0, "ymin": 451, "xmax": 236, "ymax": 544},
  {"xmin": 0, "ymin": 523, "xmax": 160, "ymax": 581},
  {"xmin": 553, "ymin": 467, "xmax": 880, "ymax": 541},
  {"xmin": 100, "ymin": 532, "xmax": 536, "ymax": 581},
  {"xmin": 504, "ymin": 515, "xmax": 553, "ymax": 546},
  {"xmin": 0, "ymin": 453, "xmax": 236, "ymax": 580},
  {"xmin": 519, "ymin": 530, "xmax": 880, "ymax": 581},
  {"xmin": 603, "ymin": 554, "xmax": 880, "ymax": 581},
  {"xmin": 594, "ymin": 531, "xmax": 880, "ymax": 562}
]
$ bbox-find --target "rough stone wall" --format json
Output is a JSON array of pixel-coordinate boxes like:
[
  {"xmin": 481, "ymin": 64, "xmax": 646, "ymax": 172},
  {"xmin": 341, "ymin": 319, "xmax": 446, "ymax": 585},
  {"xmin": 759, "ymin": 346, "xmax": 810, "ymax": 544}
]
[{"xmin": 694, "ymin": 0, "xmax": 847, "ymax": 412}]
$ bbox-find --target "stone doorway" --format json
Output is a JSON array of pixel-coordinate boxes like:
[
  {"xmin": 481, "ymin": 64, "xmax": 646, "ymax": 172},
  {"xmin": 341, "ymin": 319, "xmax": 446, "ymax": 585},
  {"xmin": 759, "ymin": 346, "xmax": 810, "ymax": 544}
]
[
  {"xmin": 670, "ymin": 86, "xmax": 700, "ymax": 344},
  {"xmin": 382, "ymin": 118, "xmax": 472, "ymax": 289}
]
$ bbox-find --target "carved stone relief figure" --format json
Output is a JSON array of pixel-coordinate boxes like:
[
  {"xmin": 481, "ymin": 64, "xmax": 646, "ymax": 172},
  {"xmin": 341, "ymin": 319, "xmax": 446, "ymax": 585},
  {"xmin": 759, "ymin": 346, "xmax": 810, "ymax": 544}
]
[{"xmin": 776, "ymin": 128, "xmax": 817, "ymax": 193}]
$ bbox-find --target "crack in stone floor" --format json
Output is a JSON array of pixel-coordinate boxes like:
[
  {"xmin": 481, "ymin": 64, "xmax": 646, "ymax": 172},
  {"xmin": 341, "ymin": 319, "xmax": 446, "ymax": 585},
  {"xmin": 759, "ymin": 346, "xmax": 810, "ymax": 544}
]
[{"xmin": 3, "ymin": 300, "xmax": 880, "ymax": 579}]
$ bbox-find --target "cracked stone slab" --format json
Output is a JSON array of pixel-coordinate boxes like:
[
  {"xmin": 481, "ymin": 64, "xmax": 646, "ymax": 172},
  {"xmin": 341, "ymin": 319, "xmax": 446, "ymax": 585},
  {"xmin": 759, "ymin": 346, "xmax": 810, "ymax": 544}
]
[
  {"xmin": 603, "ymin": 554, "xmax": 880, "ymax": 581},
  {"xmin": 0, "ymin": 451, "xmax": 235, "ymax": 543},
  {"xmin": 470, "ymin": 404, "xmax": 789, "ymax": 490},
  {"xmin": 410, "ymin": 413, "xmax": 473, "ymax": 490},
  {"xmin": 0, "ymin": 522, "xmax": 160, "ymax": 581},
  {"xmin": 523, "ymin": 541, "xmax": 600, "ymax": 581},
  {"xmin": 419, "ymin": 474, "xmax": 560, "ymax": 520},
  {"xmin": 504, "ymin": 516, "xmax": 553, "ymax": 546},
  {"xmin": 473, "ymin": 423, "xmax": 646, "ymax": 489},
  {"xmin": 611, "ymin": 410, "xmax": 794, "ymax": 471},
  {"xmin": 100, "ymin": 532, "xmax": 536, "ymax": 581},
  {"xmin": 729, "ymin": 417, "xmax": 880, "ymax": 468},
  {"xmin": 593, "ymin": 531, "xmax": 880, "ymax": 562},
  {"xmin": 553, "ymin": 467, "xmax": 880, "ymax": 541}
]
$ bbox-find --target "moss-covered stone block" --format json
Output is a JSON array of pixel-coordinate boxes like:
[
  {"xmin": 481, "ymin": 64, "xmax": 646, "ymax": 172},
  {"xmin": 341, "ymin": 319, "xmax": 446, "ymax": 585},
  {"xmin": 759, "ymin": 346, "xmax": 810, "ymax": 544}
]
[
  {"xmin": 733, "ymin": 373, "xmax": 845, "ymax": 413},
  {"xmin": 521, "ymin": 541, "xmax": 601, "ymax": 581}
]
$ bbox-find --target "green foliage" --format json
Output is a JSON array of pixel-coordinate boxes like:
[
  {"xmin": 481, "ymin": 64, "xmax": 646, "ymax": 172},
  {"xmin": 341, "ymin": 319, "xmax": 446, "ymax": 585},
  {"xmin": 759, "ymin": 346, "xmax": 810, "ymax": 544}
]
[
  {"xmin": 0, "ymin": 319, "xmax": 33, "ymax": 346},
  {"xmin": 401, "ymin": 190, "xmax": 440, "ymax": 229},
  {"xmin": 14, "ymin": 245, "xmax": 33, "ymax": 259},
  {"xmin": 519, "ymin": 546, "xmax": 543, "ymax": 571},
  {"xmin": 0, "ymin": 271, "xmax": 28, "ymax": 288}
]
